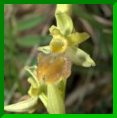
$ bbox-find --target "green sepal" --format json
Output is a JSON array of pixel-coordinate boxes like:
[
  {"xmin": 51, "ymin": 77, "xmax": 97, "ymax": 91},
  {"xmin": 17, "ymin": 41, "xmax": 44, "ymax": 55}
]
[
  {"xmin": 67, "ymin": 32, "xmax": 90, "ymax": 46},
  {"xmin": 55, "ymin": 4, "xmax": 72, "ymax": 15},
  {"xmin": 55, "ymin": 13, "xmax": 73, "ymax": 35},
  {"xmin": 66, "ymin": 47, "xmax": 96, "ymax": 67}
]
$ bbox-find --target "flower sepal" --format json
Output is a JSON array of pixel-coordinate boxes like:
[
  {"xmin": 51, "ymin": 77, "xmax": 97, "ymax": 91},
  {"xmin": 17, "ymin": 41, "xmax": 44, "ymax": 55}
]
[{"xmin": 66, "ymin": 47, "xmax": 96, "ymax": 67}]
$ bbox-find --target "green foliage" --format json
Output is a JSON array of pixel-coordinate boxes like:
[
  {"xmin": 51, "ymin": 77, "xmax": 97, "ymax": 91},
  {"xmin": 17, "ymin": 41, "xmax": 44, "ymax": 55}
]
[
  {"xmin": 16, "ymin": 35, "xmax": 51, "ymax": 48},
  {"xmin": 16, "ymin": 35, "xmax": 40, "ymax": 48},
  {"xmin": 17, "ymin": 14, "xmax": 45, "ymax": 31}
]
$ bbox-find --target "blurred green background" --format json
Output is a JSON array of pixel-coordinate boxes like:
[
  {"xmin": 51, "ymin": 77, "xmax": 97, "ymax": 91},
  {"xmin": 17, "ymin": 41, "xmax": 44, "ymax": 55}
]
[{"xmin": 4, "ymin": 4, "xmax": 112, "ymax": 114}]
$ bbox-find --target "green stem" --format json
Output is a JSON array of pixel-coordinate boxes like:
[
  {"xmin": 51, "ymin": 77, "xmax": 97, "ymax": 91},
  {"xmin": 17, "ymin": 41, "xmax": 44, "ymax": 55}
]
[
  {"xmin": 39, "ymin": 93, "xmax": 48, "ymax": 108},
  {"xmin": 47, "ymin": 82, "xmax": 66, "ymax": 114}
]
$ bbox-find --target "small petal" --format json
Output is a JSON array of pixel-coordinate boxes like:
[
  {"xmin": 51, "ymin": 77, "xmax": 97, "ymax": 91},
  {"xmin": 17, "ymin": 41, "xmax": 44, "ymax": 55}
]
[
  {"xmin": 55, "ymin": 13, "xmax": 73, "ymax": 35},
  {"xmin": 49, "ymin": 25, "xmax": 61, "ymax": 36},
  {"xmin": 67, "ymin": 32, "xmax": 90, "ymax": 46},
  {"xmin": 38, "ymin": 46, "xmax": 51, "ymax": 54},
  {"xmin": 4, "ymin": 97, "xmax": 38, "ymax": 113},
  {"xmin": 66, "ymin": 47, "xmax": 96, "ymax": 67}
]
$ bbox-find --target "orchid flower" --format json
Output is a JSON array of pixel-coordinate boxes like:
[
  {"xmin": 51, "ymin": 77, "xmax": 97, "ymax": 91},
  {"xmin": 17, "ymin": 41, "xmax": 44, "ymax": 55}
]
[{"xmin": 4, "ymin": 4, "xmax": 95, "ymax": 114}]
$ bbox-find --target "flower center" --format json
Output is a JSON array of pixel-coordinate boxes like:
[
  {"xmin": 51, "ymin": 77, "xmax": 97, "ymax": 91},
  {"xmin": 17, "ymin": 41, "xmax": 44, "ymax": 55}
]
[{"xmin": 50, "ymin": 35, "xmax": 68, "ymax": 53}]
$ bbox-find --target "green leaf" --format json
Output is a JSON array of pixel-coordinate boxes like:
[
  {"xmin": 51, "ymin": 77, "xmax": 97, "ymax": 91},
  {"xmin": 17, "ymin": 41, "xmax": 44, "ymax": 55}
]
[
  {"xmin": 55, "ymin": 13, "xmax": 73, "ymax": 35},
  {"xmin": 16, "ymin": 35, "xmax": 40, "ymax": 48},
  {"xmin": 39, "ymin": 35, "xmax": 51, "ymax": 45},
  {"xmin": 4, "ymin": 97, "xmax": 38, "ymax": 113},
  {"xmin": 17, "ymin": 35, "xmax": 51, "ymax": 48},
  {"xmin": 17, "ymin": 14, "xmax": 45, "ymax": 31}
]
